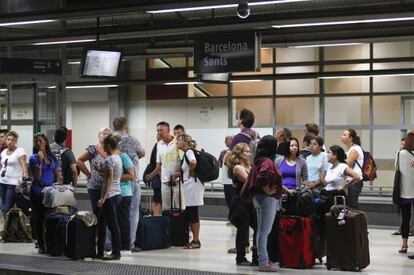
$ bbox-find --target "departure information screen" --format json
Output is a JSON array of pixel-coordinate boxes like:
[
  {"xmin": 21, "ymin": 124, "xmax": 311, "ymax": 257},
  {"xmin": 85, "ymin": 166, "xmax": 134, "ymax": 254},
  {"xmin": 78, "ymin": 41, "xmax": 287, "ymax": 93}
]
[{"xmin": 81, "ymin": 49, "xmax": 122, "ymax": 77}]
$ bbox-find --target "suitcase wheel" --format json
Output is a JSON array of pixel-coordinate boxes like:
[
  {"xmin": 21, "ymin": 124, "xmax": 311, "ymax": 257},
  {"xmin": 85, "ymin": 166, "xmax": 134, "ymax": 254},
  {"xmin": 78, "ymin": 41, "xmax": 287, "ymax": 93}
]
[{"xmin": 326, "ymin": 264, "xmax": 331, "ymax": 270}]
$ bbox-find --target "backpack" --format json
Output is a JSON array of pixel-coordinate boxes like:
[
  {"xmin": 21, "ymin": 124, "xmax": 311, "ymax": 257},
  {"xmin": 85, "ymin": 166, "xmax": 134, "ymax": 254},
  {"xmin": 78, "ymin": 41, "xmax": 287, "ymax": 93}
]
[
  {"xmin": 183, "ymin": 149, "xmax": 219, "ymax": 184},
  {"xmin": 2, "ymin": 206, "xmax": 32, "ymax": 243},
  {"xmin": 240, "ymin": 131, "xmax": 260, "ymax": 161},
  {"xmin": 52, "ymin": 146, "xmax": 68, "ymax": 168},
  {"xmin": 355, "ymin": 149, "xmax": 377, "ymax": 181},
  {"xmin": 51, "ymin": 146, "xmax": 80, "ymax": 176}
]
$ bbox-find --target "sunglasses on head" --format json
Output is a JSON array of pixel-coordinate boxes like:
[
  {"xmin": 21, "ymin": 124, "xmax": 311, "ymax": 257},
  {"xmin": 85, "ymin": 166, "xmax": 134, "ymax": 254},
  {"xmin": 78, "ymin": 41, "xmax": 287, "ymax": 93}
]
[{"xmin": 1, "ymin": 158, "xmax": 8, "ymax": 177}]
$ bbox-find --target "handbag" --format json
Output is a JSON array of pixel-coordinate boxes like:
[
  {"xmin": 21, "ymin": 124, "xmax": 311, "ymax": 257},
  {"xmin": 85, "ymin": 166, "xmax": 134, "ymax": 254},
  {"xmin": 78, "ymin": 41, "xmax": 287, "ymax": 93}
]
[
  {"xmin": 42, "ymin": 184, "xmax": 77, "ymax": 208},
  {"xmin": 392, "ymin": 151, "xmax": 401, "ymax": 205},
  {"xmin": 228, "ymin": 197, "xmax": 250, "ymax": 227}
]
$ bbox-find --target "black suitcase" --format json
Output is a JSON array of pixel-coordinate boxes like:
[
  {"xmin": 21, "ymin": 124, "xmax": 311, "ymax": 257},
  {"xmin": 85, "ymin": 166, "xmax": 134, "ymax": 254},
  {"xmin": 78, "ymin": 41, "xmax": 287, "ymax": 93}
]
[
  {"xmin": 162, "ymin": 177, "xmax": 189, "ymax": 246},
  {"xmin": 65, "ymin": 217, "xmax": 96, "ymax": 260},
  {"xmin": 312, "ymin": 213, "xmax": 326, "ymax": 263},
  {"xmin": 45, "ymin": 213, "xmax": 71, "ymax": 256},
  {"xmin": 136, "ymin": 214, "xmax": 171, "ymax": 250},
  {"xmin": 325, "ymin": 196, "xmax": 370, "ymax": 271}
]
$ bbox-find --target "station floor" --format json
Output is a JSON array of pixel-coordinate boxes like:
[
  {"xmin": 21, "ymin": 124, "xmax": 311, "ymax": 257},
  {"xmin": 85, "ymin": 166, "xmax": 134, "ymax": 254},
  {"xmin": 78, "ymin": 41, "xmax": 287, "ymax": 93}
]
[{"xmin": 0, "ymin": 220, "xmax": 413, "ymax": 274}]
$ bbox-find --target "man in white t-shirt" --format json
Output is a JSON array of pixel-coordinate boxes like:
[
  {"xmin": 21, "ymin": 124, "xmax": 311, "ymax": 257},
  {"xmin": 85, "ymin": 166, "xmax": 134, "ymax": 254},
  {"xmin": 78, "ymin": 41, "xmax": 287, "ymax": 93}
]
[{"xmin": 145, "ymin": 122, "xmax": 183, "ymax": 210}]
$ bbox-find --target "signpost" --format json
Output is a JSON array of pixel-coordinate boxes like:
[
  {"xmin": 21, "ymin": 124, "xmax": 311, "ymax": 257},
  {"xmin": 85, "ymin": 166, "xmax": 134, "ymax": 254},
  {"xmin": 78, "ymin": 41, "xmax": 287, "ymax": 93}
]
[{"xmin": 194, "ymin": 31, "xmax": 261, "ymax": 74}]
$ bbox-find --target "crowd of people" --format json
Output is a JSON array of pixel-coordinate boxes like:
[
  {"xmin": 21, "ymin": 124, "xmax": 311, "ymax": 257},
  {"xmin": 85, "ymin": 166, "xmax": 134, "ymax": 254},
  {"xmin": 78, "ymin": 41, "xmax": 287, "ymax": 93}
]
[{"xmin": 0, "ymin": 108, "xmax": 413, "ymax": 270}]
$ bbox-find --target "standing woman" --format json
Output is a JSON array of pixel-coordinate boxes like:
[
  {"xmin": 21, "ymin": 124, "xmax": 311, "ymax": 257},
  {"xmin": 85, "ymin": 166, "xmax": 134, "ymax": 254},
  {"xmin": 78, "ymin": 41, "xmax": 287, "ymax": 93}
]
[
  {"xmin": 0, "ymin": 131, "xmax": 28, "ymax": 216},
  {"xmin": 275, "ymin": 137, "xmax": 308, "ymax": 191},
  {"xmin": 97, "ymin": 135, "xmax": 122, "ymax": 260},
  {"xmin": 341, "ymin": 129, "xmax": 364, "ymax": 209},
  {"xmin": 227, "ymin": 143, "xmax": 257, "ymax": 266},
  {"xmin": 76, "ymin": 127, "xmax": 113, "ymax": 216},
  {"xmin": 250, "ymin": 135, "xmax": 283, "ymax": 272},
  {"xmin": 319, "ymin": 145, "xmax": 360, "ymax": 212},
  {"xmin": 396, "ymin": 132, "xmax": 414, "ymax": 254},
  {"xmin": 306, "ymin": 136, "xmax": 329, "ymax": 195},
  {"xmin": 176, "ymin": 134, "xmax": 204, "ymax": 249},
  {"xmin": 29, "ymin": 132, "xmax": 60, "ymax": 253}
]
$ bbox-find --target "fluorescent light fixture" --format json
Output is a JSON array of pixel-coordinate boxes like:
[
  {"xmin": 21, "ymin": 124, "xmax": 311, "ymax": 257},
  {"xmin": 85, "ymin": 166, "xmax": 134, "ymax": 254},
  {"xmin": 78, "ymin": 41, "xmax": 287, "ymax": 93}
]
[
  {"xmin": 230, "ymin": 79, "xmax": 263, "ymax": 83},
  {"xmin": 273, "ymin": 16, "xmax": 414, "ymax": 28},
  {"xmin": 164, "ymin": 81, "xmax": 200, "ymax": 85},
  {"xmin": 66, "ymin": 84, "xmax": 119, "ymax": 89},
  {"xmin": 0, "ymin": 88, "xmax": 7, "ymax": 92},
  {"xmin": 319, "ymin": 73, "xmax": 414, "ymax": 79},
  {"xmin": 147, "ymin": 0, "xmax": 309, "ymax": 13},
  {"xmin": 47, "ymin": 86, "xmax": 57, "ymax": 89},
  {"xmin": 0, "ymin": 19, "xmax": 55, "ymax": 27},
  {"xmin": 292, "ymin": 43, "xmax": 362, "ymax": 48},
  {"xmin": 68, "ymin": 61, "xmax": 81, "ymax": 65},
  {"xmin": 33, "ymin": 39, "xmax": 95, "ymax": 46}
]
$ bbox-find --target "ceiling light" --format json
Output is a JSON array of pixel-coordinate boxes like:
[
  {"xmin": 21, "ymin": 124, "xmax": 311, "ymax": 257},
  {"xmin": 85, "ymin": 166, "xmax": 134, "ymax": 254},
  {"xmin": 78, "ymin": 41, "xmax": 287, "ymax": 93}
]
[
  {"xmin": 230, "ymin": 79, "xmax": 263, "ymax": 83},
  {"xmin": 66, "ymin": 84, "xmax": 119, "ymax": 89},
  {"xmin": 0, "ymin": 88, "xmax": 7, "ymax": 92},
  {"xmin": 68, "ymin": 61, "xmax": 81, "ymax": 65},
  {"xmin": 0, "ymin": 19, "xmax": 55, "ymax": 27},
  {"xmin": 146, "ymin": 0, "xmax": 310, "ymax": 14},
  {"xmin": 292, "ymin": 43, "xmax": 362, "ymax": 48},
  {"xmin": 164, "ymin": 81, "xmax": 200, "ymax": 85},
  {"xmin": 33, "ymin": 39, "xmax": 95, "ymax": 46},
  {"xmin": 319, "ymin": 73, "xmax": 414, "ymax": 79},
  {"xmin": 272, "ymin": 16, "xmax": 414, "ymax": 28}
]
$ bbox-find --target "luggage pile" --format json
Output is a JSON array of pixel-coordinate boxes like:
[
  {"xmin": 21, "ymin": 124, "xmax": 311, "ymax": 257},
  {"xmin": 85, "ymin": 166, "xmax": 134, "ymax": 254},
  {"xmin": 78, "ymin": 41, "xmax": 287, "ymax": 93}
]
[{"xmin": 277, "ymin": 191, "xmax": 370, "ymax": 271}]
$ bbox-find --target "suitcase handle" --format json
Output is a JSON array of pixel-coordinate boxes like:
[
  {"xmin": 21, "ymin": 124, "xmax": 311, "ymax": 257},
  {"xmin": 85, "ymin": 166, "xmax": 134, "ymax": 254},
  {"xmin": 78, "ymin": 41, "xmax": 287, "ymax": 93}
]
[{"xmin": 334, "ymin": 196, "xmax": 346, "ymax": 209}]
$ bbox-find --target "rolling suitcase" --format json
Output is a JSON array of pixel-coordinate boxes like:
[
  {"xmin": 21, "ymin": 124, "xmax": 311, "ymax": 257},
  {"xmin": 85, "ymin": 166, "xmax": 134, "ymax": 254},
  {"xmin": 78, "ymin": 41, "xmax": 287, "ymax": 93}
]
[
  {"xmin": 136, "ymin": 215, "xmax": 171, "ymax": 250},
  {"xmin": 278, "ymin": 215, "xmax": 314, "ymax": 269},
  {"xmin": 162, "ymin": 177, "xmax": 189, "ymax": 246},
  {"xmin": 45, "ymin": 213, "xmax": 72, "ymax": 256},
  {"xmin": 135, "ymin": 181, "xmax": 172, "ymax": 251},
  {"xmin": 65, "ymin": 215, "xmax": 96, "ymax": 260},
  {"xmin": 325, "ymin": 196, "xmax": 370, "ymax": 271}
]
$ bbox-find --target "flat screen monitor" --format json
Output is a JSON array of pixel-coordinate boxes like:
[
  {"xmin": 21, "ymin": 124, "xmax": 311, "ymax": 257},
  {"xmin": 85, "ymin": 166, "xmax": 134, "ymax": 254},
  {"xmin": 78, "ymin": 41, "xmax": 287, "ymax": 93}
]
[
  {"xmin": 80, "ymin": 48, "xmax": 123, "ymax": 78},
  {"xmin": 198, "ymin": 73, "xmax": 229, "ymax": 83}
]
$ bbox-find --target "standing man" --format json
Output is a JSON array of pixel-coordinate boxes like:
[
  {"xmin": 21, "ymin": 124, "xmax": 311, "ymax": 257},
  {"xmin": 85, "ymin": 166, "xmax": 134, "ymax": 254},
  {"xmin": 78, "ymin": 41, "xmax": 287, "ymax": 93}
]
[
  {"xmin": 173, "ymin": 125, "xmax": 185, "ymax": 137},
  {"xmin": 145, "ymin": 122, "xmax": 183, "ymax": 211},
  {"xmin": 112, "ymin": 117, "xmax": 145, "ymax": 253},
  {"xmin": 0, "ymin": 129, "xmax": 9, "ymax": 155},
  {"xmin": 229, "ymin": 108, "xmax": 258, "ymax": 151},
  {"xmin": 50, "ymin": 127, "xmax": 78, "ymax": 187}
]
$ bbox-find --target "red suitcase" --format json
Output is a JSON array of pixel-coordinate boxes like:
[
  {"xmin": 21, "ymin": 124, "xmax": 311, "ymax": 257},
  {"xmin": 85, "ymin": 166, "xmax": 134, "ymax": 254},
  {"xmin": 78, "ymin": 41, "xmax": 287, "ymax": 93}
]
[{"xmin": 279, "ymin": 216, "xmax": 314, "ymax": 269}]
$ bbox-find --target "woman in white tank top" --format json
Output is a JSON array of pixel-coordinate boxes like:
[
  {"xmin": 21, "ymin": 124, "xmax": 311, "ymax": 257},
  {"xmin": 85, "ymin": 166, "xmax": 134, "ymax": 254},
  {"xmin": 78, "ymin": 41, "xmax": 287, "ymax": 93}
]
[{"xmin": 341, "ymin": 129, "xmax": 364, "ymax": 209}]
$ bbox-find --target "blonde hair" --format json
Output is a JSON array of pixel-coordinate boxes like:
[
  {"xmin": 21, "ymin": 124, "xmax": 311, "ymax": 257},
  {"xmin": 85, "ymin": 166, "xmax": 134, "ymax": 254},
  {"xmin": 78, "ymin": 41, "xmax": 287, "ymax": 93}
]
[
  {"xmin": 177, "ymin": 134, "xmax": 197, "ymax": 149},
  {"xmin": 227, "ymin": 143, "xmax": 249, "ymax": 179}
]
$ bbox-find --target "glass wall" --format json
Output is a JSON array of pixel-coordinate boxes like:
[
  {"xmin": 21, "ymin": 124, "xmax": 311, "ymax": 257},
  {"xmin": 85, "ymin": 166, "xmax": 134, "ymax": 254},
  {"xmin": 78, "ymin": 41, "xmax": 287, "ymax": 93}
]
[{"xmin": 146, "ymin": 41, "xmax": 414, "ymax": 194}]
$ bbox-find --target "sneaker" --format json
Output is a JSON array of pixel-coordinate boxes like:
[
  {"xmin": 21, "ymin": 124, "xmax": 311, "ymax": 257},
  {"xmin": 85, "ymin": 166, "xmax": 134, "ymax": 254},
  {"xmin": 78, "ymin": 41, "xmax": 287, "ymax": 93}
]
[
  {"xmin": 268, "ymin": 261, "xmax": 280, "ymax": 270},
  {"xmin": 131, "ymin": 246, "xmax": 142, "ymax": 253},
  {"xmin": 103, "ymin": 254, "xmax": 121, "ymax": 261},
  {"xmin": 258, "ymin": 263, "xmax": 279, "ymax": 272},
  {"xmin": 236, "ymin": 258, "xmax": 252, "ymax": 266},
  {"xmin": 121, "ymin": 250, "xmax": 132, "ymax": 256}
]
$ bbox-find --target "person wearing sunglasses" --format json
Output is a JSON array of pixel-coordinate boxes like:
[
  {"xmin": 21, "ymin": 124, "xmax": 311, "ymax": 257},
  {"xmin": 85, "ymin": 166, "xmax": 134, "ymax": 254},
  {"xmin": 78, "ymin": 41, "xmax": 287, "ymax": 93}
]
[
  {"xmin": 0, "ymin": 131, "xmax": 28, "ymax": 217},
  {"xmin": 28, "ymin": 132, "xmax": 60, "ymax": 254}
]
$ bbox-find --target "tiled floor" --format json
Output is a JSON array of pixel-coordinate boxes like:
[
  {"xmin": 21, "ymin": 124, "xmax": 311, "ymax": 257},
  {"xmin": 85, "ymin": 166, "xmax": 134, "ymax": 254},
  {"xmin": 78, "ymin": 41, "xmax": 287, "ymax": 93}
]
[{"xmin": 0, "ymin": 220, "xmax": 413, "ymax": 274}]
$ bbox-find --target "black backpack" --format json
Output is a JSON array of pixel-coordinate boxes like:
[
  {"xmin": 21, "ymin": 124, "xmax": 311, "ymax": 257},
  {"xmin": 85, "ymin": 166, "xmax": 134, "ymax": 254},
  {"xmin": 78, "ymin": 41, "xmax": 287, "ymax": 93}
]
[{"xmin": 183, "ymin": 149, "xmax": 219, "ymax": 184}]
